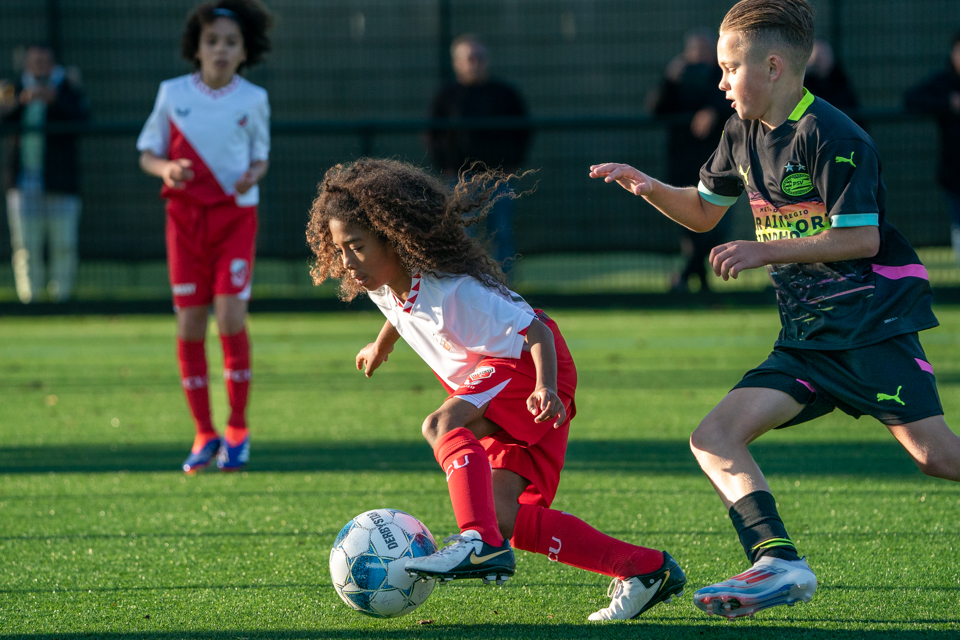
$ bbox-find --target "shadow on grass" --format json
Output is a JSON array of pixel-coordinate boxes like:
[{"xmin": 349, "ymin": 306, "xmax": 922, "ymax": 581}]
[
  {"xmin": 0, "ymin": 440, "xmax": 924, "ymax": 476},
  {"xmin": 3, "ymin": 622, "xmax": 960, "ymax": 640}
]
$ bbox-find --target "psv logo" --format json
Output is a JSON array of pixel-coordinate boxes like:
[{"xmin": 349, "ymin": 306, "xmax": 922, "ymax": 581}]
[{"xmin": 468, "ymin": 366, "xmax": 496, "ymax": 383}]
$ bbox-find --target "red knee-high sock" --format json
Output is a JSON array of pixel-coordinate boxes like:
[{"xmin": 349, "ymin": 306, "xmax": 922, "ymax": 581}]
[
  {"xmin": 433, "ymin": 427, "xmax": 503, "ymax": 546},
  {"xmin": 512, "ymin": 504, "xmax": 664, "ymax": 579},
  {"xmin": 177, "ymin": 338, "xmax": 216, "ymax": 448},
  {"xmin": 220, "ymin": 328, "xmax": 251, "ymax": 446}
]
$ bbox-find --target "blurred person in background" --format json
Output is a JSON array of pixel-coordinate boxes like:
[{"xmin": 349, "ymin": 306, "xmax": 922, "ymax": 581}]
[
  {"xmin": 649, "ymin": 29, "xmax": 734, "ymax": 293},
  {"xmin": 805, "ymin": 40, "xmax": 860, "ymax": 119},
  {"xmin": 137, "ymin": 0, "xmax": 272, "ymax": 474},
  {"xmin": 1, "ymin": 44, "xmax": 89, "ymax": 303},
  {"xmin": 904, "ymin": 29, "xmax": 960, "ymax": 271},
  {"xmin": 428, "ymin": 34, "xmax": 531, "ymax": 275}
]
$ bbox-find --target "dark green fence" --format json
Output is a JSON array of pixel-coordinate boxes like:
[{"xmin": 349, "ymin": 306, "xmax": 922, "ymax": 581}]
[{"xmin": 1, "ymin": 0, "xmax": 958, "ymax": 300}]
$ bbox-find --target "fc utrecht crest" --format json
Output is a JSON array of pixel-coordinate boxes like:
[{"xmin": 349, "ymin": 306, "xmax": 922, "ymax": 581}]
[{"xmin": 230, "ymin": 258, "xmax": 249, "ymax": 287}]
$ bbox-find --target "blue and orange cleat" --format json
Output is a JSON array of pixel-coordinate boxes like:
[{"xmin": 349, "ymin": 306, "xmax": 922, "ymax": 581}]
[
  {"xmin": 217, "ymin": 432, "xmax": 249, "ymax": 471},
  {"xmin": 693, "ymin": 556, "xmax": 817, "ymax": 619},
  {"xmin": 182, "ymin": 436, "xmax": 221, "ymax": 474}
]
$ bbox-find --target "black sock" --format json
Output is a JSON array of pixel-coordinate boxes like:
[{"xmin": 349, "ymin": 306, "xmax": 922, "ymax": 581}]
[{"xmin": 729, "ymin": 490, "xmax": 800, "ymax": 563}]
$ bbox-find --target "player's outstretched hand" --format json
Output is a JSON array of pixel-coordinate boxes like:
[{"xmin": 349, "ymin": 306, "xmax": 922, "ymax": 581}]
[
  {"xmin": 527, "ymin": 386, "xmax": 567, "ymax": 428},
  {"xmin": 710, "ymin": 240, "xmax": 767, "ymax": 280},
  {"xmin": 356, "ymin": 342, "xmax": 393, "ymax": 378},
  {"xmin": 588, "ymin": 163, "xmax": 654, "ymax": 196},
  {"xmin": 162, "ymin": 159, "xmax": 194, "ymax": 189}
]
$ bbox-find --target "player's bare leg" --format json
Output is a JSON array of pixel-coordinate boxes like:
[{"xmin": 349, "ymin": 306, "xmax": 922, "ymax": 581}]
[
  {"xmin": 408, "ymin": 399, "xmax": 516, "ymax": 584},
  {"xmin": 887, "ymin": 415, "xmax": 960, "ymax": 481},
  {"xmin": 177, "ymin": 304, "xmax": 209, "ymax": 341},
  {"xmin": 213, "ymin": 294, "xmax": 251, "ymax": 471},
  {"xmin": 689, "ymin": 387, "xmax": 817, "ymax": 618},
  {"xmin": 213, "ymin": 294, "xmax": 247, "ymax": 336},
  {"xmin": 689, "ymin": 387, "xmax": 803, "ymax": 507}
]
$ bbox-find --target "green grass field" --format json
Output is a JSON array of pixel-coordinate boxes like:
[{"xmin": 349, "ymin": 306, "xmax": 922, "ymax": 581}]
[{"xmin": 1, "ymin": 308, "xmax": 958, "ymax": 639}]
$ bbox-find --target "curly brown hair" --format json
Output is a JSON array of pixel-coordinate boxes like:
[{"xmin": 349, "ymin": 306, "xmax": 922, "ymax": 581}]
[
  {"xmin": 182, "ymin": 0, "xmax": 273, "ymax": 71},
  {"xmin": 307, "ymin": 158, "xmax": 523, "ymax": 302}
]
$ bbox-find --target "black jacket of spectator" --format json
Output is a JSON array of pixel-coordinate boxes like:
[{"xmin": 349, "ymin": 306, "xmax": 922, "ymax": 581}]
[
  {"xmin": 905, "ymin": 64, "xmax": 960, "ymax": 196},
  {"xmin": 2, "ymin": 76, "xmax": 90, "ymax": 194},
  {"xmin": 805, "ymin": 62, "xmax": 860, "ymax": 114},
  {"xmin": 428, "ymin": 79, "xmax": 531, "ymax": 175},
  {"xmin": 906, "ymin": 65, "xmax": 960, "ymax": 195},
  {"xmin": 651, "ymin": 63, "xmax": 733, "ymax": 187}
]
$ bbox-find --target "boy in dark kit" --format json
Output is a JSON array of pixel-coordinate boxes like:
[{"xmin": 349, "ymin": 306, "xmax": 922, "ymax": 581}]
[{"xmin": 592, "ymin": 0, "xmax": 960, "ymax": 620}]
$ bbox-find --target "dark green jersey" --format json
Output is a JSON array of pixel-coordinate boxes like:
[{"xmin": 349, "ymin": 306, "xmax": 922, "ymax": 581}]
[{"xmin": 699, "ymin": 90, "xmax": 938, "ymax": 349}]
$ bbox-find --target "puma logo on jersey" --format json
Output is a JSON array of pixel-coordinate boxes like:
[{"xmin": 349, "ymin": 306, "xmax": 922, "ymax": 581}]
[
  {"xmin": 175, "ymin": 107, "xmax": 190, "ymax": 117},
  {"xmin": 445, "ymin": 455, "xmax": 469, "ymax": 480},
  {"xmin": 738, "ymin": 164, "xmax": 750, "ymax": 187},
  {"xmin": 877, "ymin": 385, "xmax": 904, "ymax": 406},
  {"xmin": 835, "ymin": 152, "xmax": 856, "ymax": 167}
]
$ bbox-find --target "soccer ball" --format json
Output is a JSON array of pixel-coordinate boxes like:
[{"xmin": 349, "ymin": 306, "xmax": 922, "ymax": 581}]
[{"xmin": 329, "ymin": 508, "xmax": 438, "ymax": 618}]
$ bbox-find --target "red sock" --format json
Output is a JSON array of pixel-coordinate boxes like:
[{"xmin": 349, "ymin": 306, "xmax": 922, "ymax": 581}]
[
  {"xmin": 177, "ymin": 338, "xmax": 215, "ymax": 441},
  {"xmin": 433, "ymin": 427, "xmax": 503, "ymax": 546},
  {"xmin": 512, "ymin": 504, "xmax": 664, "ymax": 578},
  {"xmin": 220, "ymin": 328, "xmax": 251, "ymax": 431}
]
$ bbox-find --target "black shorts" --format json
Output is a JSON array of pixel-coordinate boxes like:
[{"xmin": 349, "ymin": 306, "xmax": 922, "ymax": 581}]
[{"xmin": 733, "ymin": 332, "xmax": 943, "ymax": 428}]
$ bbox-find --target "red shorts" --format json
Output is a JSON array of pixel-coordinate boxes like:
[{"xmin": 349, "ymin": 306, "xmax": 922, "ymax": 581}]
[
  {"xmin": 445, "ymin": 313, "xmax": 578, "ymax": 508},
  {"xmin": 165, "ymin": 198, "xmax": 257, "ymax": 309}
]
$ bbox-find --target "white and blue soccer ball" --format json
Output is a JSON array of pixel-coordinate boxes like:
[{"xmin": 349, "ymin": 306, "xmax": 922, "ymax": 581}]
[{"xmin": 329, "ymin": 508, "xmax": 438, "ymax": 618}]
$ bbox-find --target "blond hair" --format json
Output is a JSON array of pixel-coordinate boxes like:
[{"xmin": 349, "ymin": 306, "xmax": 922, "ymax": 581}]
[{"xmin": 720, "ymin": 0, "xmax": 815, "ymax": 72}]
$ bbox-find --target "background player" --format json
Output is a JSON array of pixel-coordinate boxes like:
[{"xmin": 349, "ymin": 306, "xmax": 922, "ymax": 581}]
[
  {"xmin": 306, "ymin": 158, "xmax": 686, "ymax": 621},
  {"xmin": 590, "ymin": 0, "xmax": 960, "ymax": 620},
  {"xmin": 137, "ymin": 0, "xmax": 272, "ymax": 473}
]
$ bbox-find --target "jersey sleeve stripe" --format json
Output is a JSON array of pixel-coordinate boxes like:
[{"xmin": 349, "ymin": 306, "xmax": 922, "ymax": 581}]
[
  {"xmin": 830, "ymin": 213, "xmax": 879, "ymax": 227},
  {"xmin": 698, "ymin": 181, "xmax": 739, "ymax": 207},
  {"xmin": 872, "ymin": 264, "xmax": 929, "ymax": 281}
]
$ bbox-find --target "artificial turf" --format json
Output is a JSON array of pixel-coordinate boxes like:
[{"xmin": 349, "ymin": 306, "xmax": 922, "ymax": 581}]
[{"xmin": 1, "ymin": 308, "xmax": 958, "ymax": 639}]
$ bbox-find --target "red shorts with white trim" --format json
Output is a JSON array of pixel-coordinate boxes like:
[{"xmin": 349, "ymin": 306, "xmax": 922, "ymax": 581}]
[
  {"xmin": 444, "ymin": 312, "xmax": 578, "ymax": 508},
  {"xmin": 165, "ymin": 198, "xmax": 257, "ymax": 309}
]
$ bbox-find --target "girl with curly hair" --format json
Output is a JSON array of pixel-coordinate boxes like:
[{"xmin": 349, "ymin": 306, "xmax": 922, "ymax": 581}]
[
  {"xmin": 137, "ymin": 0, "xmax": 272, "ymax": 474},
  {"xmin": 307, "ymin": 158, "xmax": 686, "ymax": 621}
]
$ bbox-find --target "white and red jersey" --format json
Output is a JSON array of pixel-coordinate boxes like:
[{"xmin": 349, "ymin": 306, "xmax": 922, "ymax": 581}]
[
  {"xmin": 137, "ymin": 73, "xmax": 270, "ymax": 207},
  {"xmin": 368, "ymin": 272, "xmax": 535, "ymax": 390}
]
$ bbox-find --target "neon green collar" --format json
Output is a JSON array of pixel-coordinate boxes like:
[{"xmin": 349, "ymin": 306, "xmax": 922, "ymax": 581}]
[{"xmin": 788, "ymin": 88, "xmax": 815, "ymax": 121}]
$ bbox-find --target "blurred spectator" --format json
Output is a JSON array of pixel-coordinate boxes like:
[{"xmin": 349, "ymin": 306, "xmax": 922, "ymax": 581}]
[
  {"xmin": 1, "ymin": 44, "xmax": 90, "ymax": 303},
  {"xmin": 427, "ymin": 34, "xmax": 531, "ymax": 270},
  {"xmin": 904, "ymin": 30, "xmax": 960, "ymax": 271},
  {"xmin": 804, "ymin": 40, "xmax": 860, "ymax": 116},
  {"xmin": 648, "ymin": 29, "xmax": 734, "ymax": 293}
]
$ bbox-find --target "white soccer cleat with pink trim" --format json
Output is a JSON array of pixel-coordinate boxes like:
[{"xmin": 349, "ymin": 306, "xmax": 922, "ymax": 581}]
[{"xmin": 693, "ymin": 556, "xmax": 817, "ymax": 619}]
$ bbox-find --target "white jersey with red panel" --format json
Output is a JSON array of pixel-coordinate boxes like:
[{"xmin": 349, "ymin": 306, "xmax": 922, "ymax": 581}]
[
  {"xmin": 137, "ymin": 73, "xmax": 270, "ymax": 207},
  {"xmin": 368, "ymin": 272, "xmax": 535, "ymax": 390}
]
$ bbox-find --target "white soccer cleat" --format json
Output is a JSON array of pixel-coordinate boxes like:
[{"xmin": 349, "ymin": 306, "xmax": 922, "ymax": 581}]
[
  {"xmin": 693, "ymin": 556, "xmax": 817, "ymax": 619},
  {"xmin": 405, "ymin": 529, "xmax": 515, "ymax": 584},
  {"xmin": 588, "ymin": 551, "xmax": 686, "ymax": 621}
]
